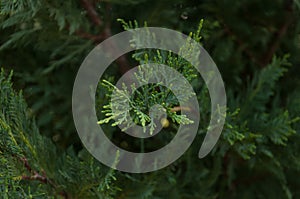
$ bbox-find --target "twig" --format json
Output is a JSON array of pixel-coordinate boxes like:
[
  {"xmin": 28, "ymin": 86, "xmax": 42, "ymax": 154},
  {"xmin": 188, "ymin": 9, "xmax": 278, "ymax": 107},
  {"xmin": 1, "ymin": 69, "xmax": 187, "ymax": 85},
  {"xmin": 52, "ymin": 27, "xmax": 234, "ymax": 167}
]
[
  {"xmin": 20, "ymin": 157, "xmax": 48, "ymax": 184},
  {"xmin": 223, "ymin": 24, "xmax": 263, "ymax": 67},
  {"xmin": 261, "ymin": 1, "xmax": 294, "ymax": 66},
  {"xmin": 75, "ymin": 29, "xmax": 104, "ymax": 42},
  {"xmin": 21, "ymin": 157, "xmax": 32, "ymax": 173},
  {"xmin": 19, "ymin": 157, "xmax": 67, "ymax": 198},
  {"xmin": 170, "ymin": 106, "xmax": 191, "ymax": 112},
  {"xmin": 79, "ymin": 1, "xmax": 130, "ymax": 74},
  {"xmin": 81, "ymin": 0, "xmax": 103, "ymax": 26},
  {"xmin": 22, "ymin": 173, "xmax": 48, "ymax": 184}
]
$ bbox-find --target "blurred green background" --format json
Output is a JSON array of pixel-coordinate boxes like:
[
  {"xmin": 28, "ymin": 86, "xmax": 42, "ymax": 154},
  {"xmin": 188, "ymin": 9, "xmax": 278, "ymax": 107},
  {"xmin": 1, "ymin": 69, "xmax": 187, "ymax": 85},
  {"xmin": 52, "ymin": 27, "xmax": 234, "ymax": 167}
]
[{"xmin": 0, "ymin": 0, "xmax": 300, "ymax": 198}]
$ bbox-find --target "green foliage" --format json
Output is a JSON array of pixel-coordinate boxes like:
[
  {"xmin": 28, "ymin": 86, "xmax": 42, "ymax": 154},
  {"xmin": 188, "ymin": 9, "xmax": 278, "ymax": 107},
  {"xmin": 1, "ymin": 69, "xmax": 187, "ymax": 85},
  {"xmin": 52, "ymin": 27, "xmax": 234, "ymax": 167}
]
[
  {"xmin": 0, "ymin": 69, "xmax": 122, "ymax": 198},
  {"xmin": 98, "ymin": 21, "xmax": 300, "ymax": 198},
  {"xmin": 0, "ymin": 0, "xmax": 300, "ymax": 198},
  {"xmin": 98, "ymin": 20, "xmax": 205, "ymax": 135},
  {"xmin": 0, "ymin": 0, "xmax": 94, "ymax": 147}
]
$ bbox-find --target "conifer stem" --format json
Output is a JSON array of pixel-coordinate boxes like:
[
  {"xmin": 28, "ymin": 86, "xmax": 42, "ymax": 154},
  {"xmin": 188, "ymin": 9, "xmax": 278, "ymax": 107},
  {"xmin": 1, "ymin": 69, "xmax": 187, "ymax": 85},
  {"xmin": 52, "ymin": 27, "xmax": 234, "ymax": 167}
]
[
  {"xmin": 261, "ymin": 7, "xmax": 293, "ymax": 66},
  {"xmin": 81, "ymin": 0, "xmax": 103, "ymax": 26},
  {"xmin": 19, "ymin": 157, "xmax": 67, "ymax": 198}
]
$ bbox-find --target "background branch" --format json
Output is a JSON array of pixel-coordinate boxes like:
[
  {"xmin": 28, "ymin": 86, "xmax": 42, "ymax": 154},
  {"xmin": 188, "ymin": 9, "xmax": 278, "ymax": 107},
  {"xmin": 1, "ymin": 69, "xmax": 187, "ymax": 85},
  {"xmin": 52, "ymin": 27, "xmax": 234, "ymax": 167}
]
[
  {"xmin": 81, "ymin": 0, "xmax": 103, "ymax": 26},
  {"xmin": 261, "ymin": 1, "xmax": 294, "ymax": 65}
]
